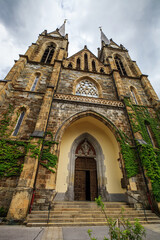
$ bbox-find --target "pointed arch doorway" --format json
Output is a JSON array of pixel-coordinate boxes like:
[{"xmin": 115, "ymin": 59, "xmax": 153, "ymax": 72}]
[
  {"xmin": 74, "ymin": 139, "xmax": 98, "ymax": 201},
  {"xmin": 65, "ymin": 132, "xmax": 109, "ymax": 201}
]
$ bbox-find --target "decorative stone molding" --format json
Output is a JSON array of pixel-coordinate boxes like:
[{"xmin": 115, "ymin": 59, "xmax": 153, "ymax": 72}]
[
  {"xmin": 54, "ymin": 93, "xmax": 124, "ymax": 107},
  {"xmin": 64, "ymin": 132, "xmax": 109, "ymax": 201}
]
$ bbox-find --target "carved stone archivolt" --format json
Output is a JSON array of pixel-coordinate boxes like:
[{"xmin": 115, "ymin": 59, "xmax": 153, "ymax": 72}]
[{"xmin": 54, "ymin": 93, "xmax": 124, "ymax": 107}]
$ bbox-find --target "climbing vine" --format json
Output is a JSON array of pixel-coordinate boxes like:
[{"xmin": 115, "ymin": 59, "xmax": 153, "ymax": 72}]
[
  {"xmin": 117, "ymin": 129, "xmax": 138, "ymax": 178},
  {"xmin": 0, "ymin": 105, "xmax": 58, "ymax": 178},
  {"xmin": 0, "ymin": 104, "xmax": 14, "ymax": 137},
  {"xmin": 0, "ymin": 139, "xmax": 27, "ymax": 177},
  {"xmin": 138, "ymin": 144, "xmax": 160, "ymax": 201},
  {"xmin": 41, "ymin": 140, "xmax": 58, "ymax": 173},
  {"xmin": 124, "ymin": 97, "xmax": 160, "ymax": 201}
]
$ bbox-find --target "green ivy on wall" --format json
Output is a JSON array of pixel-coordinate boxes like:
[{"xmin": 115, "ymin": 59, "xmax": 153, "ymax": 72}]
[
  {"xmin": 0, "ymin": 106, "xmax": 58, "ymax": 178},
  {"xmin": 124, "ymin": 97, "xmax": 160, "ymax": 201},
  {"xmin": 41, "ymin": 140, "xmax": 58, "ymax": 173},
  {"xmin": 138, "ymin": 144, "xmax": 160, "ymax": 202},
  {"xmin": 0, "ymin": 139, "xmax": 27, "ymax": 177},
  {"xmin": 0, "ymin": 104, "xmax": 14, "ymax": 137},
  {"xmin": 117, "ymin": 129, "xmax": 138, "ymax": 178}
]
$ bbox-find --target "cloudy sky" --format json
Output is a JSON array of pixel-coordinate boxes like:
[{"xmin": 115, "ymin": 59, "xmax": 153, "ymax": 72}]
[{"xmin": 0, "ymin": 0, "xmax": 160, "ymax": 97}]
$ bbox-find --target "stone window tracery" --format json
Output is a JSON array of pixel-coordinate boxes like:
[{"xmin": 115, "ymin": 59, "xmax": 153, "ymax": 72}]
[
  {"xmin": 76, "ymin": 79, "xmax": 98, "ymax": 98},
  {"xmin": 114, "ymin": 56, "xmax": 126, "ymax": 76},
  {"xmin": 41, "ymin": 44, "xmax": 55, "ymax": 64}
]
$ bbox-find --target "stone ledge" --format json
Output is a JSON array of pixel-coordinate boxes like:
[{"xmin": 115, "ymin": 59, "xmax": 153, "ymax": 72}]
[{"xmin": 54, "ymin": 93, "xmax": 124, "ymax": 108}]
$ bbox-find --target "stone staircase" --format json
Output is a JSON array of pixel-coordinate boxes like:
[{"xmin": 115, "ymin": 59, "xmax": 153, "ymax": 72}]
[{"xmin": 27, "ymin": 201, "xmax": 160, "ymax": 227}]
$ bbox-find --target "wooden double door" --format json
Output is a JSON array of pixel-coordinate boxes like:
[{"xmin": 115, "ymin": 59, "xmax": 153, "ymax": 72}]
[{"xmin": 74, "ymin": 157, "xmax": 98, "ymax": 201}]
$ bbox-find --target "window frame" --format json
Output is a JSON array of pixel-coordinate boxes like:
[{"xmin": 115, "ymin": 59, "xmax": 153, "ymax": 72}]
[{"xmin": 12, "ymin": 111, "xmax": 25, "ymax": 136}]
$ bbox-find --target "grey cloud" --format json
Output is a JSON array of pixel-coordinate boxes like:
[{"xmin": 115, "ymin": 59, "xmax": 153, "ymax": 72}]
[{"xmin": 0, "ymin": 0, "xmax": 159, "ymax": 96}]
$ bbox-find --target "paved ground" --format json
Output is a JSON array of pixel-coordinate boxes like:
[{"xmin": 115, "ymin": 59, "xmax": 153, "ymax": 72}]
[{"xmin": 0, "ymin": 224, "xmax": 160, "ymax": 240}]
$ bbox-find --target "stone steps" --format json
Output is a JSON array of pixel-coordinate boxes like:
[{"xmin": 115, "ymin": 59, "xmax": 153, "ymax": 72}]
[
  {"xmin": 28, "ymin": 216, "xmax": 160, "ymax": 222},
  {"xmin": 27, "ymin": 201, "xmax": 160, "ymax": 227}
]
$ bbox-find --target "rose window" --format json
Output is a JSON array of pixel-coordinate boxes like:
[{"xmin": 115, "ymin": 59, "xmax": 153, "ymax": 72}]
[{"xmin": 76, "ymin": 80, "xmax": 98, "ymax": 98}]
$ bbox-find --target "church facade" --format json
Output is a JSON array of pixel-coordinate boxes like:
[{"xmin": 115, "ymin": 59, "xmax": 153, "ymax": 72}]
[{"xmin": 0, "ymin": 23, "xmax": 160, "ymax": 220}]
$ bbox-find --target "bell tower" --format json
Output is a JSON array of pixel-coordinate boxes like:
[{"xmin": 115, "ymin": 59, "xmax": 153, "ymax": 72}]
[
  {"xmin": 98, "ymin": 29, "xmax": 159, "ymax": 106},
  {"xmin": 6, "ymin": 22, "xmax": 69, "ymax": 220}
]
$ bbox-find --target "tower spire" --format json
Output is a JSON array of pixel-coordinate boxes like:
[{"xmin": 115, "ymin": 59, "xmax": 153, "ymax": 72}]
[
  {"xmin": 99, "ymin": 27, "xmax": 110, "ymax": 45},
  {"xmin": 59, "ymin": 19, "xmax": 67, "ymax": 37}
]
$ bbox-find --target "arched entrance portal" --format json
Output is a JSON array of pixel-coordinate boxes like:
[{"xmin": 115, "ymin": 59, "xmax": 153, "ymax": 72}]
[
  {"xmin": 74, "ymin": 139, "xmax": 98, "ymax": 201},
  {"xmin": 55, "ymin": 116, "xmax": 126, "ymax": 202}
]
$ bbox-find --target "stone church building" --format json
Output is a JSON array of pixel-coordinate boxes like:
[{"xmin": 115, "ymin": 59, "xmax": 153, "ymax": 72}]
[{"xmin": 0, "ymin": 22, "xmax": 160, "ymax": 221}]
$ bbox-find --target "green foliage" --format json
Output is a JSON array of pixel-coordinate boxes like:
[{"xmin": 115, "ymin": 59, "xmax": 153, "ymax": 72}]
[
  {"xmin": 0, "ymin": 105, "xmax": 58, "ymax": 177},
  {"xmin": 40, "ymin": 140, "xmax": 58, "ymax": 173},
  {"xmin": 139, "ymin": 144, "xmax": 160, "ymax": 201},
  {"xmin": 0, "ymin": 104, "xmax": 14, "ymax": 137},
  {"xmin": 95, "ymin": 195, "xmax": 104, "ymax": 210},
  {"xmin": 117, "ymin": 129, "xmax": 138, "ymax": 178},
  {"xmin": 121, "ymin": 144, "xmax": 138, "ymax": 178},
  {"xmin": 124, "ymin": 98, "xmax": 160, "ymax": 147},
  {"xmin": 124, "ymin": 97, "xmax": 160, "ymax": 201},
  {"xmin": 0, "ymin": 207, "xmax": 8, "ymax": 217},
  {"xmin": 0, "ymin": 139, "xmax": 27, "ymax": 177},
  {"xmin": 88, "ymin": 196, "xmax": 146, "ymax": 240},
  {"xmin": 27, "ymin": 142, "xmax": 41, "ymax": 158}
]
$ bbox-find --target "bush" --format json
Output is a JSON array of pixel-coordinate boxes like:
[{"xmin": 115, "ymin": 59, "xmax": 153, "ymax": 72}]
[{"xmin": 88, "ymin": 196, "xmax": 146, "ymax": 240}]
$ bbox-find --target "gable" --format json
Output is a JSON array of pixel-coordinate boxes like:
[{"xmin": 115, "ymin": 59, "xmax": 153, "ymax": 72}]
[
  {"xmin": 108, "ymin": 40, "xmax": 121, "ymax": 49},
  {"xmin": 48, "ymin": 30, "xmax": 62, "ymax": 38},
  {"xmin": 63, "ymin": 47, "xmax": 109, "ymax": 74}
]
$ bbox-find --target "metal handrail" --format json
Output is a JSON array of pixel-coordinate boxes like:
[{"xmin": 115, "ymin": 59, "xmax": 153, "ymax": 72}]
[
  {"xmin": 47, "ymin": 192, "xmax": 57, "ymax": 224},
  {"xmin": 125, "ymin": 192, "xmax": 148, "ymax": 222}
]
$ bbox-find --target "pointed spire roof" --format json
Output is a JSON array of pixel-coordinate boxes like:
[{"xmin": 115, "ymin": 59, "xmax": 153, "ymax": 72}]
[
  {"xmin": 58, "ymin": 19, "xmax": 67, "ymax": 37},
  {"xmin": 99, "ymin": 27, "xmax": 110, "ymax": 45}
]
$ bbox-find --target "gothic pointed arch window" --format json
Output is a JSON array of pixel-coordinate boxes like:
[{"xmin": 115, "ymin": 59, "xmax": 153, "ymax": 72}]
[
  {"xmin": 68, "ymin": 63, "xmax": 73, "ymax": 68},
  {"xmin": 144, "ymin": 120, "xmax": 157, "ymax": 148},
  {"xmin": 114, "ymin": 56, "xmax": 126, "ymax": 75},
  {"xmin": 76, "ymin": 58, "xmax": 81, "ymax": 70},
  {"xmin": 84, "ymin": 53, "xmax": 88, "ymax": 71},
  {"xmin": 130, "ymin": 86, "xmax": 138, "ymax": 104},
  {"xmin": 30, "ymin": 73, "xmax": 41, "ymax": 91},
  {"xmin": 76, "ymin": 79, "xmax": 98, "ymax": 98},
  {"xmin": 12, "ymin": 108, "xmax": 26, "ymax": 136},
  {"xmin": 92, "ymin": 60, "xmax": 96, "ymax": 72},
  {"xmin": 41, "ymin": 44, "xmax": 55, "ymax": 64}
]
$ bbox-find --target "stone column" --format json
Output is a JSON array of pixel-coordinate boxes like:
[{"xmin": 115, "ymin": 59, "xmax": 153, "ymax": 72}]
[
  {"xmin": 141, "ymin": 75, "xmax": 158, "ymax": 105},
  {"xmin": 132, "ymin": 61, "xmax": 142, "ymax": 77},
  {"xmin": 5, "ymin": 57, "xmax": 27, "ymax": 85},
  {"xmin": 7, "ymin": 138, "xmax": 42, "ymax": 220}
]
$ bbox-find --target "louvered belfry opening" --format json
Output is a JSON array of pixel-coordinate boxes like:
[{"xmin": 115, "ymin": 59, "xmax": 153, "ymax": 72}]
[
  {"xmin": 114, "ymin": 56, "xmax": 126, "ymax": 75},
  {"xmin": 41, "ymin": 44, "xmax": 55, "ymax": 64}
]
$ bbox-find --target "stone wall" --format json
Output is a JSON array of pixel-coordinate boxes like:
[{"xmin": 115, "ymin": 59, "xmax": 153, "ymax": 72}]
[
  {"xmin": 0, "ymin": 90, "xmax": 43, "ymax": 139},
  {"xmin": 0, "ymin": 176, "xmax": 19, "ymax": 210},
  {"xmin": 47, "ymin": 100, "xmax": 132, "ymax": 141},
  {"xmin": 123, "ymin": 77, "xmax": 150, "ymax": 105},
  {"xmin": 57, "ymin": 69, "xmax": 118, "ymax": 100}
]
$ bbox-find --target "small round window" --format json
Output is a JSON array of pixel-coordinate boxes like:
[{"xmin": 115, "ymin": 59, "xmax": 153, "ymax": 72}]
[{"xmin": 76, "ymin": 80, "xmax": 98, "ymax": 98}]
